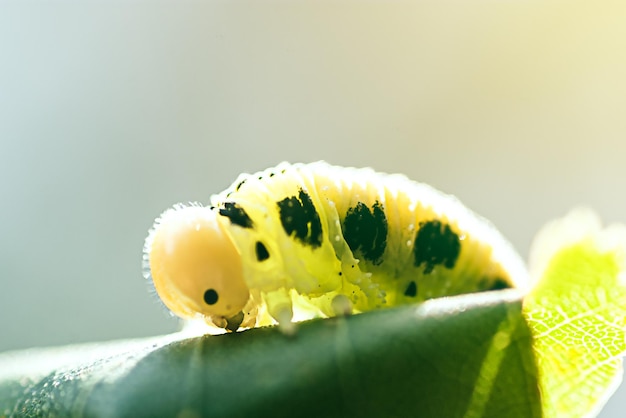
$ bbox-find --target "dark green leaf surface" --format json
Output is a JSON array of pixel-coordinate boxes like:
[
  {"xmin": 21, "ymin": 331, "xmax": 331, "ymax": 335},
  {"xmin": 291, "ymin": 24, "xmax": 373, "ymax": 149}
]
[{"xmin": 0, "ymin": 291, "xmax": 540, "ymax": 418}]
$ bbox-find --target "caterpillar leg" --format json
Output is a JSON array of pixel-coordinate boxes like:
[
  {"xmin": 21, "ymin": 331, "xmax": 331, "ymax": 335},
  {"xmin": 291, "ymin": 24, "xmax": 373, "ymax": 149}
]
[
  {"xmin": 265, "ymin": 288, "xmax": 296, "ymax": 335},
  {"xmin": 331, "ymin": 294, "xmax": 353, "ymax": 316},
  {"xmin": 225, "ymin": 311, "xmax": 245, "ymax": 332},
  {"xmin": 204, "ymin": 311, "xmax": 244, "ymax": 332},
  {"xmin": 205, "ymin": 315, "xmax": 228, "ymax": 330}
]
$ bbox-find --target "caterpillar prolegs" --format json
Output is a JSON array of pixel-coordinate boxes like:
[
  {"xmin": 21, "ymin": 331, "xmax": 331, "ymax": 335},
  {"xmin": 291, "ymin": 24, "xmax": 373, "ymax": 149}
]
[{"xmin": 143, "ymin": 162, "xmax": 527, "ymax": 333}]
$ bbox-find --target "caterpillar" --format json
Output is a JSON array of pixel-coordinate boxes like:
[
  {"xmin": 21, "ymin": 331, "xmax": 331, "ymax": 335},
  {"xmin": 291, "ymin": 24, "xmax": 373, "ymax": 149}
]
[{"xmin": 143, "ymin": 161, "xmax": 527, "ymax": 333}]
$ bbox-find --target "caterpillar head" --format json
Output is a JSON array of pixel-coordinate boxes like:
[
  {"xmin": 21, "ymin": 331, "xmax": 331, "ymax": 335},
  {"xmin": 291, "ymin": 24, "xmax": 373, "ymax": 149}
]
[{"xmin": 144, "ymin": 204, "xmax": 250, "ymax": 330}]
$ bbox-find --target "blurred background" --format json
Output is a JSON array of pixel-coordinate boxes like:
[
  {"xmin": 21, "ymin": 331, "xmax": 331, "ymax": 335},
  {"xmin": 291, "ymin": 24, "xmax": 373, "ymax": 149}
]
[{"xmin": 1, "ymin": 0, "xmax": 625, "ymax": 415}]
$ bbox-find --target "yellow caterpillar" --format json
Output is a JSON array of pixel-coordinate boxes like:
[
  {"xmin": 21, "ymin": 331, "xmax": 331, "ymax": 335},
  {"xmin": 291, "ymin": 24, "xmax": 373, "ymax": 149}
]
[{"xmin": 143, "ymin": 162, "xmax": 527, "ymax": 333}]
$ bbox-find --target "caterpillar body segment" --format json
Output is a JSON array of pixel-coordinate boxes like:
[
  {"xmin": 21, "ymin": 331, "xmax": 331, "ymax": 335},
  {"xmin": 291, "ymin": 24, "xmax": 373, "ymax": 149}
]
[{"xmin": 144, "ymin": 161, "xmax": 527, "ymax": 332}]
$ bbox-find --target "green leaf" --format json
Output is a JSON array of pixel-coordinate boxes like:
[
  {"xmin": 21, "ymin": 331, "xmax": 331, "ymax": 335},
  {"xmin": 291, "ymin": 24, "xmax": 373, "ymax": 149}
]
[
  {"xmin": 523, "ymin": 209, "xmax": 626, "ymax": 417},
  {"xmin": 1, "ymin": 291, "xmax": 540, "ymax": 418},
  {"xmin": 3, "ymin": 209, "xmax": 626, "ymax": 417}
]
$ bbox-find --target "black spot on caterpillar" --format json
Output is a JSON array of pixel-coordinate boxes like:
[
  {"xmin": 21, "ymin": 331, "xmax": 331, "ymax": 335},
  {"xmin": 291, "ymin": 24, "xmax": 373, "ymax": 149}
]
[
  {"xmin": 404, "ymin": 281, "xmax": 418, "ymax": 297},
  {"xmin": 143, "ymin": 161, "xmax": 527, "ymax": 333},
  {"xmin": 218, "ymin": 202, "xmax": 253, "ymax": 229},
  {"xmin": 255, "ymin": 241, "xmax": 270, "ymax": 262},
  {"xmin": 277, "ymin": 189, "xmax": 323, "ymax": 248},
  {"xmin": 413, "ymin": 220, "xmax": 461, "ymax": 274},
  {"xmin": 343, "ymin": 201, "xmax": 388, "ymax": 266}
]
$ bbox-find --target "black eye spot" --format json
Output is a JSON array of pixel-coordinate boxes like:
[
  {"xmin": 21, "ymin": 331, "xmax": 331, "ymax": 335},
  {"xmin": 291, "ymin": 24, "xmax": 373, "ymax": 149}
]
[
  {"xmin": 204, "ymin": 289, "xmax": 219, "ymax": 305},
  {"xmin": 255, "ymin": 241, "xmax": 270, "ymax": 262}
]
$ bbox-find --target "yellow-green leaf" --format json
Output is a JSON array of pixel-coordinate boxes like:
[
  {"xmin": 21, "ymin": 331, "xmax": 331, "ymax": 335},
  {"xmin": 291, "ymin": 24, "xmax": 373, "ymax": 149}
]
[{"xmin": 524, "ymin": 209, "xmax": 626, "ymax": 417}]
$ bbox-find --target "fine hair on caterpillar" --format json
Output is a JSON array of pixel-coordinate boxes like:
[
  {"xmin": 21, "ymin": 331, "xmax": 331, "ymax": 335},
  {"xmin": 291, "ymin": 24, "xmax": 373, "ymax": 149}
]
[{"xmin": 143, "ymin": 161, "xmax": 527, "ymax": 334}]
